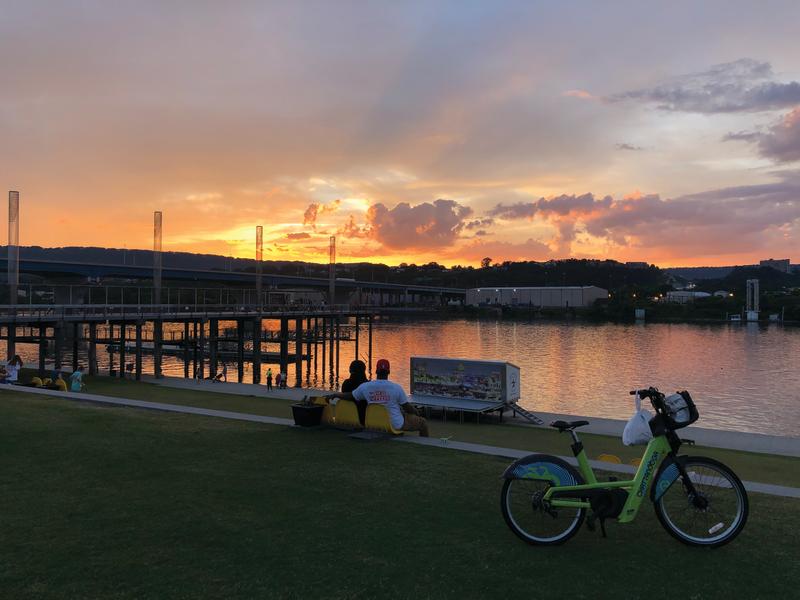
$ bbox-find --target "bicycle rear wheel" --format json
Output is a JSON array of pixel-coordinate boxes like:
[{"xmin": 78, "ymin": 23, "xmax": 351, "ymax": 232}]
[
  {"xmin": 501, "ymin": 456, "xmax": 586, "ymax": 546},
  {"xmin": 655, "ymin": 456, "xmax": 748, "ymax": 547}
]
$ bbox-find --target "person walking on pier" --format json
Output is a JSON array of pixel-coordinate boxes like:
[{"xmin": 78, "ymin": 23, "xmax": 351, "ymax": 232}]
[
  {"xmin": 266, "ymin": 368, "xmax": 273, "ymax": 390},
  {"xmin": 328, "ymin": 359, "xmax": 429, "ymax": 437}
]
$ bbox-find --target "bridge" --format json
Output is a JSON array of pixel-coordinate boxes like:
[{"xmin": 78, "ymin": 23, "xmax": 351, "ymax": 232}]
[{"xmin": 1, "ymin": 258, "xmax": 466, "ymax": 301}]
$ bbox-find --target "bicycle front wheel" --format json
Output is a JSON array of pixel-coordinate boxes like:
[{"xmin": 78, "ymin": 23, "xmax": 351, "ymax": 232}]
[
  {"xmin": 655, "ymin": 456, "xmax": 748, "ymax": 547},
  {"xmin": 501, "ymin": 456, "xmax": 586, "ymax": 546}
]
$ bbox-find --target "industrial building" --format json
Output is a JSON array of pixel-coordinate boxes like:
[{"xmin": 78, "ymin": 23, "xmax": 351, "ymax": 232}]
[{"xmin": 466, "ymin": 286, "xmax": 608, "ymax": 308}]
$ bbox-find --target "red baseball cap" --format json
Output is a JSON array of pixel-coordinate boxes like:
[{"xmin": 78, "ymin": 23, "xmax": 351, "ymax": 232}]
[{"xmin": 376, "ymin": 359, "xmax": 390, "ymax": 372}]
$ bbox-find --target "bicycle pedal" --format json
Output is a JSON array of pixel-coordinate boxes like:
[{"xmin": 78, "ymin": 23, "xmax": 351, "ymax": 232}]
[{"xmin": 586, "ymin": 515, "xmax": 596, "ymax": 532}]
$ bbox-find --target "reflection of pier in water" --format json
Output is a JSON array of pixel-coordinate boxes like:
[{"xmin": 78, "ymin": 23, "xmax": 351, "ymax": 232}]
[{"xmin": 0, "ymin": 304, "xmax": 429, "ymax": 387}]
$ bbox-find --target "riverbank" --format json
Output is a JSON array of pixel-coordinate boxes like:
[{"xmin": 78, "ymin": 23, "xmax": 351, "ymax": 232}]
[{"xmin": 8, "ymin": 375, "xmax": 799, "ymax": 487}]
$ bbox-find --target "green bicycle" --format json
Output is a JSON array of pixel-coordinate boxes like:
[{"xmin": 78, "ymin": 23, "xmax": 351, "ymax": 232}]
[{"xmin": 501, "ymin": 387, "xmax": 749, "ymax": 547}]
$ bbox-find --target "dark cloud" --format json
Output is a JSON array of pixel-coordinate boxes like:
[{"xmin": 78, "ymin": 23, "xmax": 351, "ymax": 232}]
[
  {"xmin": 610, "ymin": 58, "xmax": 800, "ymax": 113},
  {"xmin": 474, "ymin": 230, "xmax": 489, "ymax": 237},
  {"xmin": 757, "ymin": 108, "xmax": 800, "ymax": 163},
  {"xmin": 338, "ymin": 214, "xmax": 370, "ymax": 239},
  {"xmin": 489, "ymin": 193, "xmax": 612, "ymax": 219},
  {"xmin": 722, "ymin": 130, "xmax": 761, "ymax": 142},
  {"xmin": 724, "ymin": 108, "xmax": 800, "ymax": 163},
  {"xmin": 366, "ymin": 199, "xmax": 473, "ymax": 250},
  {"xmin": 487, "ymin": 202, "xmax": 537, "ymax": 219},
  {"xmin": 616, "ymin": 143, "xmax": 644, "ymax": 151},
  {"xmin": 303, "ymin": 200, "xmax": 341, "ymax": 229},
  {"xmin": 286, "ymin": 232, "xmax": 311, "ymax": 240},
  {"xmin": 584, "ymin": 178, "xmax": 800, "ymax": 254},
  {"xmin": 464, "ymin": 217, "xmax": 495, "ymax": 230}
]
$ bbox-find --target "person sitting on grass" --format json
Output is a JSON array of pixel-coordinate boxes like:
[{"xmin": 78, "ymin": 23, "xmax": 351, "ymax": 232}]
[
  {"xmin": 70, "ymin": 366, "xmax": 85, "ymax": 392},
  {"xmin": 53, "ymin": 372, "xmax": 68, "ymax": 392},
  {"xmin": 327, "ymin": 359, "xmax": 429, "ymax": 437},
  {"xmin": 4, "ymin": 355, "xmax": 23, "ymax": 384}
]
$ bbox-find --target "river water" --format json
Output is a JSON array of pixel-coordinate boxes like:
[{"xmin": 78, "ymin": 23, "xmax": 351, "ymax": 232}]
[{"xmin": 7, "ymin": 318, "xmax": 799, "ymax": 436}]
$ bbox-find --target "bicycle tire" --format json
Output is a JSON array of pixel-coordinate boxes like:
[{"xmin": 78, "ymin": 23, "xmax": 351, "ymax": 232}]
[
  {"xmin": 501, "ymin": 455, "xmax": 586, "ymax": 546},
  {"xmin": 654, "ymin": 456, "xmax": 748, "ymax": 547}
]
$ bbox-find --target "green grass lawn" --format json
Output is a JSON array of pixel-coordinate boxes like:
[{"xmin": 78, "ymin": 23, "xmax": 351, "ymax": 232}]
[
  {"xmin": 1, "ymin": 393, "xmax": 799, "ymax": 599},
  {"xmin": 81, "ymin": 376, "xmax": 800, "ymax": 488}
]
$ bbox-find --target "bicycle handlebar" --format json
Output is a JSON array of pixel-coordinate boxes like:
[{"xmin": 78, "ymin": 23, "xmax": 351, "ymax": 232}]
[{"xmin": 629, "ymin": 387, "xmax": 666, "ymax": 408}]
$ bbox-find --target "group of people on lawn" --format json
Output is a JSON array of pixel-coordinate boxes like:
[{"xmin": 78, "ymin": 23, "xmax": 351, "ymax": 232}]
[
  {"xmin": 0, "ymin": 355, "xmax": 85, "ymax": 392},
  {"xmin": 327, "ymin": 358, "xmax": 429, "ymax": 437}
]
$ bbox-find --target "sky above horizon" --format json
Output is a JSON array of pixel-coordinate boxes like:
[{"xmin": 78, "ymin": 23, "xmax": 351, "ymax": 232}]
[{"xmin": 2, "ymin": 0, "xmax": 800, "ymax": 267}]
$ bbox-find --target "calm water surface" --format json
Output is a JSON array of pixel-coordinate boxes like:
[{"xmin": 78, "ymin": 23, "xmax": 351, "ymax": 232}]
[{"xmin": 8, "ymin": 318, "xmax": 799, "ymax": 436}]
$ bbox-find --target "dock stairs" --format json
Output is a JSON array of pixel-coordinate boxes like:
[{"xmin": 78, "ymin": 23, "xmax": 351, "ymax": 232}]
[{"xmin": 508, "ymin": 403, "xmax": 544, "ymax": 425}]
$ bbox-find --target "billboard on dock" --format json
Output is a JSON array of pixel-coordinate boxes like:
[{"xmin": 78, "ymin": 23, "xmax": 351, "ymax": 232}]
[{"xmin": 410, "ymin": 356, "xmax": 520, "ymax": 404}]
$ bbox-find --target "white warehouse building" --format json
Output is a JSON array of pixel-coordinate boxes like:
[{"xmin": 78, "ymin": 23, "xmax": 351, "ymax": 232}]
[{"xmin": 466, "ymin": 286, "xmax": 609, "ymax": 308}]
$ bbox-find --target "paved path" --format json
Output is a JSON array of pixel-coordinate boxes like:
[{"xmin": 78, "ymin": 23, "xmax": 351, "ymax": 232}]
[
  {"xmin": 3, "ymin": 385, "xmax": 798, "ymax": 499},
  {"xmin": 145, "ymin": 375, "xmax": 800, "ymax": 457}
]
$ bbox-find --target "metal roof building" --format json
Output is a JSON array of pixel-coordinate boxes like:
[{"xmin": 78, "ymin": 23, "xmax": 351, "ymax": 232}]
[{"xmin": 466, "ymin": 286, "xmax": 608, "ymax": 308}]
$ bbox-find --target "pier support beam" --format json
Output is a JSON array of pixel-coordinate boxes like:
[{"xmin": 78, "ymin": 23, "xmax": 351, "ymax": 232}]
[
  {"xmin": 368, "ymin": 315, "xmax": 373, "ymax": 378},
  {"xmin": 209, "ymin": 319, "xmax": 219, "ymax": 379},
  {"xmin": 54, "ymin": 323, "xmax": 63, "ymax": 371},
  {"xmin": 135, "ymin": 321, "xmax": 143, "ymax": 380},
  {"xmin": 153, "ymin": 319, "xmax": 163, "ymax": 379},
  {"xmin": 7, "ymin": 324, "xmax": 15, "ymax": 360},
  {"xmin": 335, "ymin": 317, "xmax": 340, "ymax": 382},
  {"xmin": 119, "ymin": 322, "xmax": 126, "ymax": 378},
  {"xmin": 252, "ymin": 318, "xmax": 261, "ymax": 384},
  {"xmin": 237, "ymin": 319, "xmax": 244, "ymax": 383},
  {"xmin": 183, "ymin": 321, "xmax": 190, "ymax": 378},
  {"xmin": 279, "ymin": 317, "xmax": 288, "ymax": 379},
  {"xmin": 38, "ymin": 324, "xmax": 46, "ymax": 378},
  {"xmin": 294, "ymin": 318, "xmax": 302, "ymax": 387},
  {"xmin": 88, "ymin": 322, "xmax": 97, "ymax": 375},
  {"xmin": 354, "ymin": 315, "xmax": 359, "ymax": 361},
  {"xmin": 321, "ymin": 318, "xmax": 327, "ymax": 380},
  {"xmin": 192, "ymin": 321, "xmax": 199, "ymax": 378},
  {"xmin": 198, "ymin": 319, "xmax": 205, "ymax": 380},
  {"xmin": 108, "ymin": 324, "xmax": 115, "ymax": 376},
  {"xmin": 72, "ymin": 322, "xmax": 79, "ymax": 372},
  {"xmin": 328, "ymin": 317, "xmax": 334, "ymax": 381}
]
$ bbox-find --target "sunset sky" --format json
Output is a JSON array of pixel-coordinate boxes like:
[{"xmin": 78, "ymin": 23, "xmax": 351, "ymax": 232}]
[{"xmin": 2, "ymin": 1, "xmax": 800, "ymax": 267}]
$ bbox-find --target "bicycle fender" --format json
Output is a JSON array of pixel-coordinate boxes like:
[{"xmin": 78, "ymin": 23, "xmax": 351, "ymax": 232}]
[
  {"xmin": 651, "ymin": 455, "xmax": 688, "ymax": 502},
  {"xmin": 502, "ymin": 454, "xmax": 580, "ymax": 486}
]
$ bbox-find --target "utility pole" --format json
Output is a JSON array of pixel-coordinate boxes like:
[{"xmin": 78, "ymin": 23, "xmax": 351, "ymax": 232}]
[
  {"xmin": 153, "ymin": 211, "xmax": 162, "ymax": 305},
  {"xmin": 256, "ymin": 225, "xmax": 263, "ymax": 307},
  {"xmin": 329, "ymin": 235, "xmax": 336, "ymax": 306}
]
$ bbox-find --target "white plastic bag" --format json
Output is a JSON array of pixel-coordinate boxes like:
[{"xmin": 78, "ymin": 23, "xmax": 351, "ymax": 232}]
[{"xmin": 622, "ymin": 392, "xmax": 653, "ymax": 446}]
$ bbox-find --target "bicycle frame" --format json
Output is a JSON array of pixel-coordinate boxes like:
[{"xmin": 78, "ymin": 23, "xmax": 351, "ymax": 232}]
[{"xmin": 543, "ymin": 434, "xmax": 673, "ymax": 523}]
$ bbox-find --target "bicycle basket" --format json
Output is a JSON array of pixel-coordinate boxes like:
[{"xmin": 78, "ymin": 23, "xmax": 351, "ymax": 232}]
[{"xmin": 663, "ymin": 391, "xmax": 699, "ymax": 429}]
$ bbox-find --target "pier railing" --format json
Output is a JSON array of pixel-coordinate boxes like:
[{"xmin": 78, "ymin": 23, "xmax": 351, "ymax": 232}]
[{"xmin": 0, "ymin": 303, "xmax": 396, "ymax": 323}]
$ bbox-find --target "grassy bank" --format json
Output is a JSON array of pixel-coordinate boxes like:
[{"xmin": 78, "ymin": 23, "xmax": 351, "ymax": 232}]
[
  {"xmin": 1, "ymin": 394, "xmax": 798, "ymax": 599},
  {"xmin": 70, "ymin": 376, "xmax": 800, "ymax": 488}
]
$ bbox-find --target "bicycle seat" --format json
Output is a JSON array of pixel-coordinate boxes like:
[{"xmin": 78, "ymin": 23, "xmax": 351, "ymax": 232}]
[{"xmin": 550, "ymin": 420, "xmax": 590, "ymax": 432}]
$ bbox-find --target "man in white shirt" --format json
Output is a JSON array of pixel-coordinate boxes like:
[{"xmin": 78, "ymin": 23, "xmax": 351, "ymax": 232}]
[{"xmin": 329, "ymin": 359, "xmax": 429, "ymax": 436}]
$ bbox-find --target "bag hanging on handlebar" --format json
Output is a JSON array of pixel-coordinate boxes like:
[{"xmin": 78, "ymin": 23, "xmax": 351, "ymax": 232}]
[{"xmin": 622, "ymin": 392, "xmax": 654, "ymax": 446}]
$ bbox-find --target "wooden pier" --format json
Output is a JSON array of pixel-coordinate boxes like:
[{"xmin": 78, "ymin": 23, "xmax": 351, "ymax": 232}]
[{"xmin": 0, "ymin": 303, "xmax": 398, "ymax": 387}]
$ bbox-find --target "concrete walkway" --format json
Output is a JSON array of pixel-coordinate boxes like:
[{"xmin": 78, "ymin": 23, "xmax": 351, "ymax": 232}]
[
  {"xmin": 144, "ymin": 374, "xmax": 800, "ymax": 457},
  {"xmin": 2, "ymin": 384, "xmax": 799, "ymax": 499}
]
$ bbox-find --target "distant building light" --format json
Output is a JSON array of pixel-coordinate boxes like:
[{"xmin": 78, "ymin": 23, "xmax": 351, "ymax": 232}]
[{"xmin": 729, "ymin": 293, "xmax": 734, "ymax": 297}]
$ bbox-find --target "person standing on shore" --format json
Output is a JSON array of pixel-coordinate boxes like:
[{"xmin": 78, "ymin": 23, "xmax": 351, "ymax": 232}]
[{"xmin": 266, "ymin": 368, "xmax": 273, "ymax": 390}]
